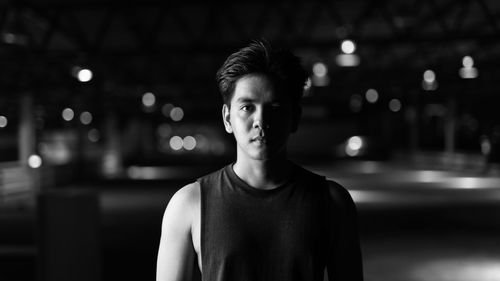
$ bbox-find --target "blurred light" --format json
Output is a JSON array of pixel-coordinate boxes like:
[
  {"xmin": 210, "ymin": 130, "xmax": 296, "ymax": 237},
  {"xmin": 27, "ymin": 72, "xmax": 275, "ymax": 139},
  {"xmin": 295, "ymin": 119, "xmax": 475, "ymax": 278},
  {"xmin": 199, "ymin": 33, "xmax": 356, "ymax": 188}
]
[
  {"xmin": 162, "ymin": 103, "xmax": 174, "ymax": 117},
  {"xmin": 170, "ymin": 107, "xmax": 184, "ymax": 121},
  {"xmin": 481, "ymin": 135, "xmax": 491, "ymax": 155},
  {"xmin": 453, "ymin": 177, "xmax": 481, "ymax": 189},
  {"xmin": 347, "ymin": 136, "xmax": 363, "ymax": 150},
  {"xmin": 88, "ymin": 128, "xmax": 100, "ymax": 142},
  {"xmin": 422, "ymin": 80, "xmax": 438, "ymax": 91},
  {"xmin": 0, "ymin": 115, "xmax": 7, "ymax": 128},
  {"xmin": 335, "ymin": 54, "xmax": 360, "ymax": 67},
  {"xmin": 169, "ymin": 136, "xmax": 183, "ymax": 150},
  {"xmin": 350, "ymin": 94, "xmax": 363, "ymax": 112},
  {"xmin": 422, "ymin": 70, "xmax": 438, "ymax": 91},
  {"xmin": 415, "ymin": 170, "xmax": 445, "ymax": 183},
  {"xmin": 459, "ymin": 56, "xmax": 478, "ymax": 79},
  {"xmin": 345, "ymin": 136, "xmax": 363, "ymax": 157},
  {"xmin": 423, "ymin": 70, "xmax": 436, "ymax": 83},
  {"xmin": 103, "ymin": 151, "xmax": 120, "ymax": 176},
  {"xmin": 77, "ymin": 68, "xmax": 93, "ymax": 82},
  {"xmin": 389, "ymin": 99, "xmax": 402, "ymax": 112},
  {"xmin": 142, "ymin": 92, "xmax": 156, "ymax": 107},
  {"xmin": 411, "ymin": 257, "xmax": 500, "ymax": 281},
  {"xmin": 2, "ymin": 32, "xmax": 28, "ymax": 46},
  {"xmin": 39, "ymin": 140, "xmax": 72, "ymax": 165},
  {"xmin": 2, "ymin": 33, "xmax": 16, "ymax": 44},
  {"xmin": 62, "ymin": 108, "xmax": 75, "ymax": 121},
  {"xmin": 304, "ymin": 77, "xmax": 312, "ymax": 91},
  {"xmin": 365, "ymin": 89, "xmax": 379, "ymax": 103},
  {"xmin": 459, "ymin": 68, "xmax": 478, "ymax": 79},
  {"xmin": 462, "ymin": 56, "xmax": 474, "ymax": 68},
  {"xmin": 341, "ymin": 39, "xmax": 356, "ymax": 54},
  {"xmin": 79, "ymin": 111, "xmax": 92, "ymax": 125},
  {"xmin": 28, "ymin": 154, "xmax": 42, "ymax": 168},
  {"xmin": 183, "ymin": 136, "xmax": 197, "ymax": 150},
  {"xmin": 312, "ymin": 62, "xmax": 328, "ymax": 77}
]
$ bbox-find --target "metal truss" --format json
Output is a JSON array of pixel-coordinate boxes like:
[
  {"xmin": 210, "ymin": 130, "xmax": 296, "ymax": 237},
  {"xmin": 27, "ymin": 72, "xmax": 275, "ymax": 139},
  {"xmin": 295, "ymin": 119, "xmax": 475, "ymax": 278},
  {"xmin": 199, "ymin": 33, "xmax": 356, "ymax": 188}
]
[{"xmin": 0, "ymin": 0, "xmax": 499, "ymax": 102}]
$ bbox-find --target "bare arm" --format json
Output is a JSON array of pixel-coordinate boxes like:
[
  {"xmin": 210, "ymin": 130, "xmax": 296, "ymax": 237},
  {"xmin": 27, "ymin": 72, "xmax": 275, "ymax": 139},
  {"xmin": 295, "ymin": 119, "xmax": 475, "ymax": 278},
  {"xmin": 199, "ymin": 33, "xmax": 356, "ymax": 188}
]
[
  {"xmin": 326, "ymin": 181, "xmax": 364, "ymax": 281},
  {"xmin": 157, "ymin": 183, "xmax": 199, "ymax": 281}
]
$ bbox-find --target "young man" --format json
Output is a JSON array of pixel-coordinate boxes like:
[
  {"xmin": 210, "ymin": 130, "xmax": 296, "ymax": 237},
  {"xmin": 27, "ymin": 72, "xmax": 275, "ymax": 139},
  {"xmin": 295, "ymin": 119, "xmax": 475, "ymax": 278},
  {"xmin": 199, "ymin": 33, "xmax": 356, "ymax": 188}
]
[{"xmin": 157, "ymin": 40, "xmax": 363, "ymax": 281}]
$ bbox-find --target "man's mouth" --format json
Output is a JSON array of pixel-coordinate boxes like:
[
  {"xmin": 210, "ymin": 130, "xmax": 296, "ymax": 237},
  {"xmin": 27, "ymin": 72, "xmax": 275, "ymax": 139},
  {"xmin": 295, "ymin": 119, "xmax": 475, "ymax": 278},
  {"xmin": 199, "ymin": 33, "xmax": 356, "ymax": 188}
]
[{"xmin": 251, "ymin": 136, "xmax": 267, "ymax": 143}]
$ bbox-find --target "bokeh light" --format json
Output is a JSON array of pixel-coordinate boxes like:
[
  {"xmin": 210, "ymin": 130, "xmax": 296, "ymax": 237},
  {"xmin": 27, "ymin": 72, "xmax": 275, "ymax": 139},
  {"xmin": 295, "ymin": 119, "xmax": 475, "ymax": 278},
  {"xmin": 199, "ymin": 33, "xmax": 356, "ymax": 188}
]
[
  {"xmin": 0, "ymin": 115, "xmax": 7, "ymax": 128},
  {"xmin": 169, "ymin": 136, "xmax": 183, "ymax": 150},
  {"xmin": 80, "ymin": 111, "xmax": 93, "ymax": 125},
  {"xmin": 142, "ymin": 92, "xmax": 156, "ymax": 107},
  {"xmin": 462, "ymin": 56, "xmax": 474, "ymax": 68},
  {"xmin": 77, "ymin": 68, "xmax": 93, "ymax": 82},
  {"xmin": 423, "ymin": 70, "xmax": 436, "ymax": 83},
  {"xmin": 341, "ymin": 39, "xmax": 356, "ymax": 54},
  {"xmin": 312, "ymin": 62, "xmax": 328, "ymax": 77},
  {"xmin": 28, "ymin": 154, "xmax": 42, "ymax": 168},
  {"xmin": 183, "ymin": 136, "xmax": 197, "ymax": 150},
  {"xmin": 62, "ymin": 108, "xmax": 75, "ymax": 121},
  {"xmin": 170, "ymin": 107, "xmax": 184, "ymax": 121},
  {"xmin": 365, "ymin": 89, "xmax": 379, "ymax": 103},
  {"xmin": 389, "ymin": 99, "xmax": 402, "ymax": 112}
]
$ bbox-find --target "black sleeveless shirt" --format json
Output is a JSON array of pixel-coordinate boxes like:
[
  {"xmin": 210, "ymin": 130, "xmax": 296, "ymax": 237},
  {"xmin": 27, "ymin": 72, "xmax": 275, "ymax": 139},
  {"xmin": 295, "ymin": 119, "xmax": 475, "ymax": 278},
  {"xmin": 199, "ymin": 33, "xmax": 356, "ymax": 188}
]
[{"xmin": 198, "ymin": 164, "xmax": 334, "ymax": 281}]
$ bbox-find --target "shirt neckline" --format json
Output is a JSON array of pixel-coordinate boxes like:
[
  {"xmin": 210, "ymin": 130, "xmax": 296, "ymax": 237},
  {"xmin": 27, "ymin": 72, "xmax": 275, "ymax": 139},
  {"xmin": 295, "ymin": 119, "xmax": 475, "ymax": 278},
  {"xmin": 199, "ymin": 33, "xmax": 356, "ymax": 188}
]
[{"xmin": 224, "ymin": 163, "xmax": 297, "ymax": 196}]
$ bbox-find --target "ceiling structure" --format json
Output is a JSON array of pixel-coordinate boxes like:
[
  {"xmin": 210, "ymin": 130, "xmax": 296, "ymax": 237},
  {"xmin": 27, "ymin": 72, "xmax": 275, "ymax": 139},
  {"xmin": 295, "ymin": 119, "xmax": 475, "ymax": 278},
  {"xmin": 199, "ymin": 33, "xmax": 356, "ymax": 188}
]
[{"xmin": 0, "ymin": 0, "xmax": 499, "ymax": 122}]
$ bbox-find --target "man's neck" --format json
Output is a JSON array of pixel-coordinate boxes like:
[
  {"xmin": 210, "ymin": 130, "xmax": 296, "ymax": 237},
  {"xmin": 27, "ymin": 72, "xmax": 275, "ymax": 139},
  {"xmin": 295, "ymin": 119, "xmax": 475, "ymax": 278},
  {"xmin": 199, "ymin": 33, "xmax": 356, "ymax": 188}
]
[{"xmin": 232, "ymin": 157, "xmax": 293, "ymax": 190}]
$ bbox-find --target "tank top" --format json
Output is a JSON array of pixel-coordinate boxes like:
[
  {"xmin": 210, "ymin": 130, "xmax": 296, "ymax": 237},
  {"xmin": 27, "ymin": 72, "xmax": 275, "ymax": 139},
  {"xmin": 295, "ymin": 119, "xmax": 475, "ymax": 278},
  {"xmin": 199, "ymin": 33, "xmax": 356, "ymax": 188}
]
[{"xmin": 198, "ymin": 163, "xmax": 334, "ymax": 281}]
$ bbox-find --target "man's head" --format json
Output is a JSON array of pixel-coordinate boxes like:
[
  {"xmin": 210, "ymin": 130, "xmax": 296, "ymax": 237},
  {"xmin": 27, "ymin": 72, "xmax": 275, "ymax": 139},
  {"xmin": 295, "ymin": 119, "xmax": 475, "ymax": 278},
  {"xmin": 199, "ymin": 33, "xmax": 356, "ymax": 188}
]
[
  {"xmin": 217, "ymin": 40, "xmax": 308, "ymax": 161},
  {"xmin": 216, "ymin": 39, "xmax": 308, "ymax": 108}
]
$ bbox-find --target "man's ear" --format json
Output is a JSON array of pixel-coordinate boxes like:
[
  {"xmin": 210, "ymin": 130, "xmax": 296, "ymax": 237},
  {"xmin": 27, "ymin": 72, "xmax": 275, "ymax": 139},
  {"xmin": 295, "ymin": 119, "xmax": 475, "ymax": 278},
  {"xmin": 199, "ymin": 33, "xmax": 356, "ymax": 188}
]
[
  {"xmin": 291, "ymin": 106, "xmax": 302, "ymax": 133},
  {"xmin": 222, "ymin": 104, "xmax": 233, "ymax": 133}
]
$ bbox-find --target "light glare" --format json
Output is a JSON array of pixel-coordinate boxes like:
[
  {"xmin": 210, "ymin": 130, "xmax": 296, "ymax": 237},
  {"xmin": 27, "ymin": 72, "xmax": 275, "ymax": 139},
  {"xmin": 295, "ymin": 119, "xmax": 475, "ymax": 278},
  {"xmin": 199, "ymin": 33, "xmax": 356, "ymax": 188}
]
[
  {"xmin": 462, "ymin": 56, "xmax": 474, "ymax": 68},
  {"xmin": 77, "ymin": 68, "xmax": 93, "ymax": 82},
  {"xmin": 365, "ymin": 89, "xmax": 379, "ymax": 103},
  {"xmin": 389, "ymin": 99, "xmax": 402, "ymax": 112},
  {"xmin": 62, "ymin": 108, "xmax": 75, "ymax": 121},
  {"xmin": 423, "ymin": 70, "xmax": 436, "ymax": 83},
  {"xmin": 183, "ymin": 136, "xmax": 197, "ymax": 150},
  {"xmin": 341, "ymin": 40, "xmax": 356, "ymax": 54},
  {"xmin": 80, "ymin": 111, "xmax": 93, "ymax": 125},
  {"xmin": 312, "ymin": 62, "xmax": 328, "ymax": 77},
  {"xmin": 0, "ymin": 115, "xmax": 7, "ymax": 128},
  {"xmin": 169, "ymin": 136, "xmax": 183, "ymax": 150},
  {"xmin": 142, "ymin": 92, "xmax": 156, "ymax": 107},
  {"xmin": 28, "ymin": 154, "xmax": 42, "ymax": 168},
  {"xmin": 170, "ymin": 107, "xmax": 184, "ymax": 121}
]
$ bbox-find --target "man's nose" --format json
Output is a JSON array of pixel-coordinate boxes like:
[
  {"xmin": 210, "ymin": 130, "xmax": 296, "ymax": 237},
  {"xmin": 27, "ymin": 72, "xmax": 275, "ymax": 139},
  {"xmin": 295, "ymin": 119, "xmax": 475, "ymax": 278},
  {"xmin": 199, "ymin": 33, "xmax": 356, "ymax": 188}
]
[{"xmin": 253, "ymin": 107, "xmax": 269, "ymax": 129}]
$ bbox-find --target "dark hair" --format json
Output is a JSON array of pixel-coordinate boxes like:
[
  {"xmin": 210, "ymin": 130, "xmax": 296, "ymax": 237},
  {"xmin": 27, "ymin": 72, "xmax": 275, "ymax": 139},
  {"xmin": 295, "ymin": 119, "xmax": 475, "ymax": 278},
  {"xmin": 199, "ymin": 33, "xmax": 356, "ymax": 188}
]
[{"xmin": 216, "ymin": 39, "xmax": 308, "ymax": 106}]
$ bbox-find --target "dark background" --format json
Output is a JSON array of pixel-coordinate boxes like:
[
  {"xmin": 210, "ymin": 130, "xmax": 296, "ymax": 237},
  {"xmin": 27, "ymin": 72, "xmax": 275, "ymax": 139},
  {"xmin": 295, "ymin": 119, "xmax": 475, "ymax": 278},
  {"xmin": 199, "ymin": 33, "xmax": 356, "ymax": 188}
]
[{"xmin": 1, "ymin": 0, "xmax": 500, "ymax": 280}]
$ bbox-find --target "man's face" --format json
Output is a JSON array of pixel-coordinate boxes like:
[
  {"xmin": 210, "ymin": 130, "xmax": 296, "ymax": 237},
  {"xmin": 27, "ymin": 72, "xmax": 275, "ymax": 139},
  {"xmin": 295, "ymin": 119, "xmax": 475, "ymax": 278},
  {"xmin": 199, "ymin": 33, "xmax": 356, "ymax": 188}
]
[{"xmin": 222, "ymin": 74, "xmax": 298, "ymax": 161}]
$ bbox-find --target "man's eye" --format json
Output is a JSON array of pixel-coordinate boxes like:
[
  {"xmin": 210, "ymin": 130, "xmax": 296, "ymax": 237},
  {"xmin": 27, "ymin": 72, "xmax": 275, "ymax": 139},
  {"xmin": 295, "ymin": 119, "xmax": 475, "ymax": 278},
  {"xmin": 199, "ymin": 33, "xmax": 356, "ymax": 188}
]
[{"xmin": 241, "ymin": 105, "xmax": 253, "ymax": 111}]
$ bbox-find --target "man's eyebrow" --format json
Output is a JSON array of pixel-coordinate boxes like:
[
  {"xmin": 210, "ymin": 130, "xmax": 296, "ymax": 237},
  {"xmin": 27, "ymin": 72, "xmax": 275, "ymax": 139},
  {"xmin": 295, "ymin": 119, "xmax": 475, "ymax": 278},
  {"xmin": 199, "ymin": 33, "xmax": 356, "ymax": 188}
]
[{"xmin": 235, "ymin": 97, "xmax": 255, "ymax": 103}]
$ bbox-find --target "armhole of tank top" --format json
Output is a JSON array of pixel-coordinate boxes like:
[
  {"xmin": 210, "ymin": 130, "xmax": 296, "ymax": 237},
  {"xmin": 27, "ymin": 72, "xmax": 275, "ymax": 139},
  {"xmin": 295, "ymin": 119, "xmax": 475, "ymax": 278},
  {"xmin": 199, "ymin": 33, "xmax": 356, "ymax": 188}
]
[
  {"xmin": 197, "ymin": 178, "xmax": 205, "ymax": 274},
  {"xmin": 324, "ymin": 178, "xmax": 336, "ymax": 253}
]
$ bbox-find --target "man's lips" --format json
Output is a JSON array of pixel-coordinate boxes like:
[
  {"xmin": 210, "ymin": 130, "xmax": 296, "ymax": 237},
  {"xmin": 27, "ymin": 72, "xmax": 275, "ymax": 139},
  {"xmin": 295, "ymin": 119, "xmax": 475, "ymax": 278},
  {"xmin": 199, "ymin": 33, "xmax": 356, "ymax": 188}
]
[{"xmin": 251, "ymin": 136, "xmax": 268, "ymax": 143}]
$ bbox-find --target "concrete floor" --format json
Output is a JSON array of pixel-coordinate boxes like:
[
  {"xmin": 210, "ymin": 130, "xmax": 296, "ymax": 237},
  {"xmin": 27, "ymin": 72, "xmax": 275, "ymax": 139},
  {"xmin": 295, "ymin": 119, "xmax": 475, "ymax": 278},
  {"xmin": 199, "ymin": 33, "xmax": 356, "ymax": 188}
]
[{"xmin": 2, "ymin": 157, "xmax": 500, "ymax": 281}]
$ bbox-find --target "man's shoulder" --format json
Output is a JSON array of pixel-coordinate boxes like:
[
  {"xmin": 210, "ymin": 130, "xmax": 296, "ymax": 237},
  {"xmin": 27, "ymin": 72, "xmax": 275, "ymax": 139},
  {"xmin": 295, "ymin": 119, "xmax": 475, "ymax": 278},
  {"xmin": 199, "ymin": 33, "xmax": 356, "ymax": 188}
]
[
  {"xmin": 167, "ymin": 182, "xmax": 200, "ymax": 212},
  {"xmin": 197, "ymin": 164, "xmax": 228, "ymax": 183},
  {"xmin": 293, "ymin": 164, "xmax": 353, "ymax": 205},
  {"xmin": 292, "ymin": 163, "xmax": 326, "ymax": 182}
]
